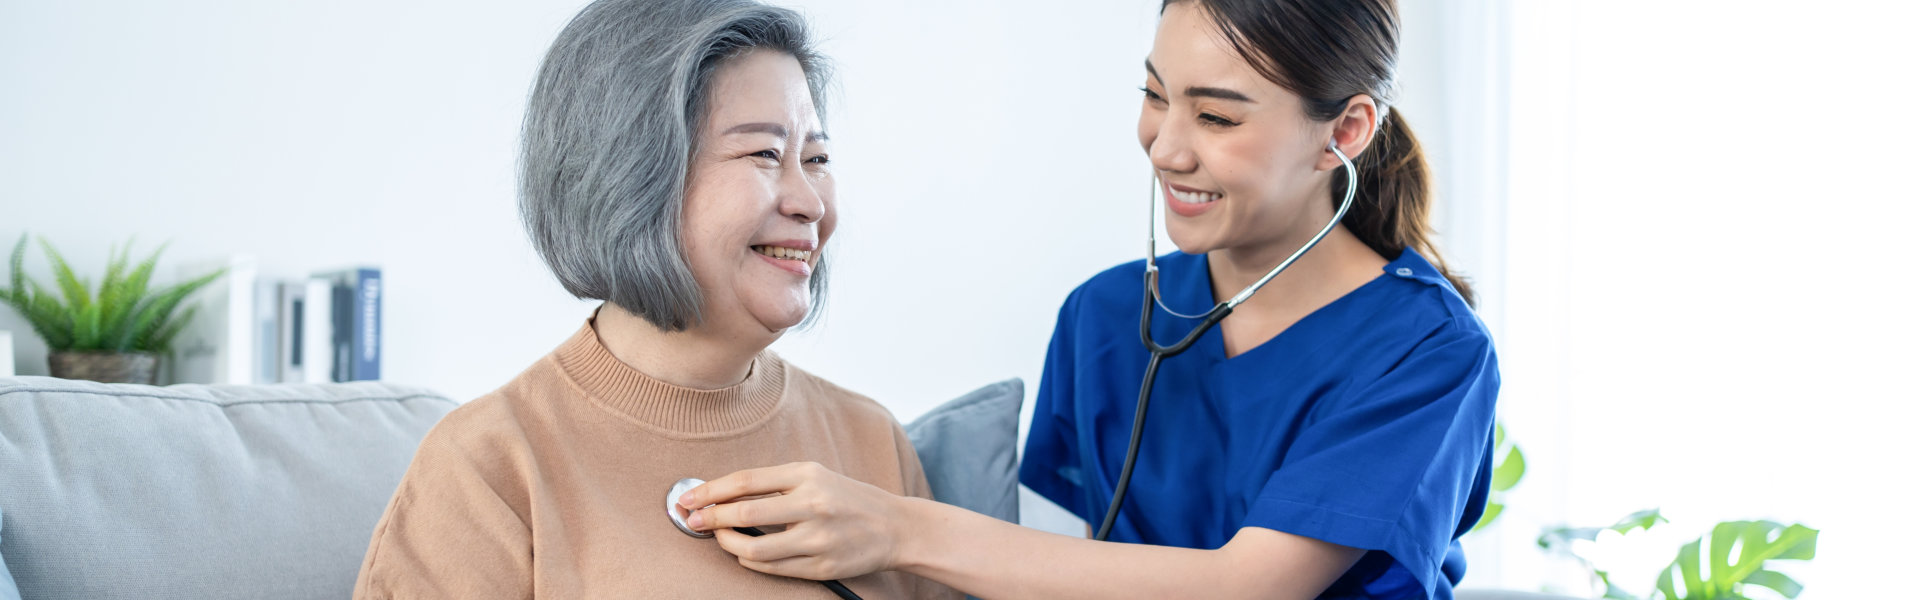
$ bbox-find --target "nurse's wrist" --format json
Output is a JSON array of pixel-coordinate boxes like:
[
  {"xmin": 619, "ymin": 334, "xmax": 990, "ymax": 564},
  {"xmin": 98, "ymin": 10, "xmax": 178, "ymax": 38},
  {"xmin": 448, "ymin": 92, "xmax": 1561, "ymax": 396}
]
[{"xmin": 887, "ymin": 495, "xmax": 945, "ymax": 573}]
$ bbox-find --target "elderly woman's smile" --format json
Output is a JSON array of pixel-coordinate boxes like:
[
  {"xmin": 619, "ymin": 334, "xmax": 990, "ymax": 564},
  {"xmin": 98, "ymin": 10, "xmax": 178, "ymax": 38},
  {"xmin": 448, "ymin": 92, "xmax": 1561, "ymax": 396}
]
[{"xmin": 750, "ymin": 241, "xmax": 817, "ymax": 276}]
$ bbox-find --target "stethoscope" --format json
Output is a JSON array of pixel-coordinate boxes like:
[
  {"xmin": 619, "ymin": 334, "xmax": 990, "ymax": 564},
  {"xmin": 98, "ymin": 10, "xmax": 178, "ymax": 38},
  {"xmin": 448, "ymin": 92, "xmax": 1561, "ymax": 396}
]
[
  {"xmin": 667, "ymin": 477, "xmax": 865, "ymax": 599},
  {"xmin": 1092, "ymin": 138, "xmax": 1358, "ymax": 541},
  {"xmin": 659, "ymin": 140, "xmax": 1358, "ymax": 595}
]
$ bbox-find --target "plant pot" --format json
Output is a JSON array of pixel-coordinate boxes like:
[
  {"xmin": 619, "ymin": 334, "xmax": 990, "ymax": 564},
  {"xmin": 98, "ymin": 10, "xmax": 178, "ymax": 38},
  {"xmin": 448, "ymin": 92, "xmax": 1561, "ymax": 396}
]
[{"xmin": 48, "ymin": 351, "xmax": 160, "ymax": 385}]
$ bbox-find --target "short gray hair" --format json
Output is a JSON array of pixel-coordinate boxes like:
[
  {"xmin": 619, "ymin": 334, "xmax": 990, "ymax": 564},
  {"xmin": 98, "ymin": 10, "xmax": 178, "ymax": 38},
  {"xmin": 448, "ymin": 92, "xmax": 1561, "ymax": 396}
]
[{"xmin": 520, "ymin": 0, "xmax": 832, "ymax": 331}]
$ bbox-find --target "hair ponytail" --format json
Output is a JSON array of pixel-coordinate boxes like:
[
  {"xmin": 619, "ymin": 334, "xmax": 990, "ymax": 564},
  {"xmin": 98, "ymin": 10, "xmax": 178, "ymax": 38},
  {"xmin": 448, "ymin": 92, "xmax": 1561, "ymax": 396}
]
[
  {"xmin": 1340, "ymin": 110, "xmax": 1475, "ymax": 305},
  {"xmin": 1171, "ymin": 0, "xmax": 1476, "ymax": 307}
]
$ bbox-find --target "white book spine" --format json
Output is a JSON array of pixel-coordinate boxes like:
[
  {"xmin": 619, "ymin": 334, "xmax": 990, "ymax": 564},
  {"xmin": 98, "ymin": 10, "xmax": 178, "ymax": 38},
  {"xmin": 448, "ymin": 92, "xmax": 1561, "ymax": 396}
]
[
  {"xmin": 302, "ymin": 278, "xmax": 334, "ymax": 384},
  {"xmin": 253, "ymin": 279, "xmax": 279, "ymax": 385}
]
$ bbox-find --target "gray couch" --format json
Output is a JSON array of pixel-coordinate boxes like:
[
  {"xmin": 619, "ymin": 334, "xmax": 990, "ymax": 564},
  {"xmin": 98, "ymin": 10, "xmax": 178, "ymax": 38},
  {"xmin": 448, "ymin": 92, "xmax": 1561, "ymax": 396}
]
[
  {"xmin": 1, "ymin": 375, "xmax": 1572, "ymax": 600},
  {"xmin": 0, "ymin": 376, "xmax": 1023, "ymax": 600}
]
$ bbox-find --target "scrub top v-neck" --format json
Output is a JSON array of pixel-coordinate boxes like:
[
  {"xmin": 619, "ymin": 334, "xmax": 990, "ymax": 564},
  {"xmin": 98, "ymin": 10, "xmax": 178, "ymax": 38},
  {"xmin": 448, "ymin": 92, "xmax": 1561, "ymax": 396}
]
[{"xmin": 1020, "ymin": 248, "xmax": 1500, "ymax": 599}]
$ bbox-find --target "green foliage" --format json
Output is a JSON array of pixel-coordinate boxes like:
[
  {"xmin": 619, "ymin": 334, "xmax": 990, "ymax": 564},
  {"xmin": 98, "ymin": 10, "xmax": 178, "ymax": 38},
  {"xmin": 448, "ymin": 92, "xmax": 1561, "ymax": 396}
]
[
  {"xmin": 1472, "ymin": 421, "xmax": 1526, "ymax": 532},
  {"xmin": 0, "ymin": 234, "xmax": 225, "ymax": 354},
  {"xmin": 1541, "ymin": 509, "xmax": 1818, "ymax": 600},
  {"xmin": 1654, "ymin": 520, "xmax": 1817, "ymax": 600}
]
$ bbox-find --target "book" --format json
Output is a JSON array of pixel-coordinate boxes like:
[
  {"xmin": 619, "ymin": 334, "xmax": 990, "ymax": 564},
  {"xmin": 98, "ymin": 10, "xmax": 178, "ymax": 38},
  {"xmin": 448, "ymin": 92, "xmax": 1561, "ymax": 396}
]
[
  {"xmin": 252, "ymin": 280, "xmax": 278, "ymax": 384},
  {"xmin": 319, "ymin": 267, "xmax": 381, "ymax": 382},
  {"xmin": 332, "ymin": 280, "xmax": 351, "ymax": 382},
  {"xmin": 172, "ymin": 255, "xmax": 259, "ymax": 385},
  {"xmin": 302, "ymin": 277, "xmax": 333, "ymax": 384},
  {"xmin": 276, "ymin": 281, "xmax": 307, "ymax": 383}
]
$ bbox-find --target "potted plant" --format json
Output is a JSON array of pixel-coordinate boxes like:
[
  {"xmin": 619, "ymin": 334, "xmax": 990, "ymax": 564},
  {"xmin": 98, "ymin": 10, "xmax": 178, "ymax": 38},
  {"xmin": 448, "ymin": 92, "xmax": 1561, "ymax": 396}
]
[{"xmin": 0, "ymin": 234, "xmax": 226, "ymax": 384}]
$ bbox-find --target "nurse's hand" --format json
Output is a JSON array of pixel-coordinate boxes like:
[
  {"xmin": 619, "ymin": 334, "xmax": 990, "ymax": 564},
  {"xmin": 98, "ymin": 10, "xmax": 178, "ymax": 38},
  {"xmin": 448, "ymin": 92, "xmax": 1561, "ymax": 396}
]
[{"xmin": 677, "ymin": 462, "xmax": 913, "ymax": 581}]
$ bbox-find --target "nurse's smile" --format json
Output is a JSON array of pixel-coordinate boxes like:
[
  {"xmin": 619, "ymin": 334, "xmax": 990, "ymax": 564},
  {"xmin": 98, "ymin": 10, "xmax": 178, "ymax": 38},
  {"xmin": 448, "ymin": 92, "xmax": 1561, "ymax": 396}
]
[{"xmin": 1164, "ymin": 181, "xmax": 1222, "ymax": 218}]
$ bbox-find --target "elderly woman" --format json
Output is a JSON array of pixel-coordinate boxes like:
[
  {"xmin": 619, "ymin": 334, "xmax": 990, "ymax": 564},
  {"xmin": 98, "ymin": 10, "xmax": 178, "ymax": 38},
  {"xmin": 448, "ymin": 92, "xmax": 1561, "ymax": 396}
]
[{"xmin": 351, "ymin": 1, "xmax": 956, "ymax": 598}]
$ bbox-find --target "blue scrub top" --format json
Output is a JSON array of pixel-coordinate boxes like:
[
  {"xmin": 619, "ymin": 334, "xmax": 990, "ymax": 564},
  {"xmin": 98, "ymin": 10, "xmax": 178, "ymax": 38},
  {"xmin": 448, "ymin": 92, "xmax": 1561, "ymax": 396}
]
[{"xmin": 1020, "ymin": 248, "xmax": 1500, "ymax": 599}]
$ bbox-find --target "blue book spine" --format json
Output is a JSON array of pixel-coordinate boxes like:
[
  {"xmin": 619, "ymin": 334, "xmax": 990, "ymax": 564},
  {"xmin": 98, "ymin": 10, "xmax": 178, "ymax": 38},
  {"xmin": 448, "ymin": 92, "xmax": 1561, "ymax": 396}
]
[{"xmin": 352, "ymin": 268, "xmax": 382, "ymax": 381}]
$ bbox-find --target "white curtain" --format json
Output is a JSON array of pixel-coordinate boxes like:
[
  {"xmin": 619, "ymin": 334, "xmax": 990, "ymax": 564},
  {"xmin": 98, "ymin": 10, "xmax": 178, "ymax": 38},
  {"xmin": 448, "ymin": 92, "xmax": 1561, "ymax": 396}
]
[{"xmin": 1431, "ymin": 1, "xmax": 1920, "ymax": 596}]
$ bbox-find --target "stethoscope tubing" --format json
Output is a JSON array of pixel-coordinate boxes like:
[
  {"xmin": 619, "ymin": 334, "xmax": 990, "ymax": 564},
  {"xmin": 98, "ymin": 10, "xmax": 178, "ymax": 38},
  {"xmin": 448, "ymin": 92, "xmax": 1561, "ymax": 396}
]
[
  {"xmin": 673, "ymin": 140, "xmax": 1357, "ymax": 594},
  {"xmin": 1093, "ymin": 140, "xmax": 1358, "ymax": 542},
  {"xmin": 732, "ymin": 526, "xmax": 862, "ymax": 600}
]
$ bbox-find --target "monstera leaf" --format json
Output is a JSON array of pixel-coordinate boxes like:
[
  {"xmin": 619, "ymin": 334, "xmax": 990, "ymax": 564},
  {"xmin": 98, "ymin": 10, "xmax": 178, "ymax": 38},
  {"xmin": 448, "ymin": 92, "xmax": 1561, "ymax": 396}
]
[
  {"xmin": 1472, "ymin": 421, "xmax": 1525, "ymax": 531},
  {"xmin": 1543, "ymin": 512, "xmax": 1819, "ymax": 600},
  {"xmin": 1654, "ymin": 520, "xmax": 1817, "ymax": 600}
]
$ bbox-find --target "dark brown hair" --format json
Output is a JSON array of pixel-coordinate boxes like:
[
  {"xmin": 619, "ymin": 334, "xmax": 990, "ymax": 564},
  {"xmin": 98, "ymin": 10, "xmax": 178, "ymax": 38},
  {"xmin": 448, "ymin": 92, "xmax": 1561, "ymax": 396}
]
[{"xmin": 1164, "ymin": 0, "xmax": 1474, "ymax": 305}]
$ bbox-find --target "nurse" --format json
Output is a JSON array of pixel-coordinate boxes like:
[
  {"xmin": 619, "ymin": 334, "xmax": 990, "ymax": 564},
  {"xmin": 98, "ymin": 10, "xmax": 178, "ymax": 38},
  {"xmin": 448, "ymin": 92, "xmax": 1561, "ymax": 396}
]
[{"xmin": 679, "ymin": 0, "xmax": 1499, "ymax": 598}]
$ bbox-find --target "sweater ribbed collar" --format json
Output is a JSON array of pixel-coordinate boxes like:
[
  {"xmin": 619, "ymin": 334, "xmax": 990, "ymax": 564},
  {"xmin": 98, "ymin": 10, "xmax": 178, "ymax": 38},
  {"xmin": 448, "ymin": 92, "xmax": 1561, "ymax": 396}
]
[{"xmin": 551, "ymin": 318, "xmax": 787, "ymax": 436}]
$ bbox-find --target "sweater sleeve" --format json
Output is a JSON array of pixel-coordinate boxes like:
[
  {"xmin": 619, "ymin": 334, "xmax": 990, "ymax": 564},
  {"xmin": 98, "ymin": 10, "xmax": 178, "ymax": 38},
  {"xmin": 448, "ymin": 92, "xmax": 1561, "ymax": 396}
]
[
  {"xmin": 353, "ymin": 426, "xmax": 534, "ymax": 600},
  {"xmin": 892, "ymin": 420, "xmax": 935, "ymax": 501}
]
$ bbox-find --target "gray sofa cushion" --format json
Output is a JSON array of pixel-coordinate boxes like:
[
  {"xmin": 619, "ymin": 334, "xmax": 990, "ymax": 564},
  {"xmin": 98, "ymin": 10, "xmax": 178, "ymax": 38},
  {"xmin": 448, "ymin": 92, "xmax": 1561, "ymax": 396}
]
[
  {"xmin": 904, "ymin": 378, "xmax": 1023, "ymax": 524},
  {"xmin": 0, "ymin": 376, "xmax": 455, "ymax": 600}
]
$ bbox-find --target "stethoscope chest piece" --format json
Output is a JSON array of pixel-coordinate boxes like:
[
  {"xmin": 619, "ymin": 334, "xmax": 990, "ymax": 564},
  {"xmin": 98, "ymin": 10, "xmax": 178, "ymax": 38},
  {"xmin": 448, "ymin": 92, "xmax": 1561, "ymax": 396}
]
[
  {"xmin": 667, "ymin": 477, "xmax": 712, "ymax": 538},
  {"xmin": 661, "ymin": 476, "xmax": 866, "ymax": 599}
]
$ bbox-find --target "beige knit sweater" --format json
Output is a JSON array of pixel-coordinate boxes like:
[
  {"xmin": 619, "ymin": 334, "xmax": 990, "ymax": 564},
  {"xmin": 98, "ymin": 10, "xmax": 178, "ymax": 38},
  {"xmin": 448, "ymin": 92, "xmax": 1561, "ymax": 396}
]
[{"xmin": 354, "ymin": 318, "xmax": 958, "ymax": 599}]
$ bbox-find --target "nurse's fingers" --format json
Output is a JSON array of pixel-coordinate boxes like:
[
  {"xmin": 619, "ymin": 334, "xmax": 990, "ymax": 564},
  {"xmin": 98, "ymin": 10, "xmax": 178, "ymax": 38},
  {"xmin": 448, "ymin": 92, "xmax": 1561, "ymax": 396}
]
[
  {"xmin": 681, "ymin": 462, "xmax": 817, "ymax": 508},
  {"xmin": 713, "ymin": 526, "xmax": 831, "ymax": 566},
  {"xmin": 735, "ymin": 555, "xmax": 821, "ymax": 581},
  {"xmin": 733, "ymin": 544, "xmax": 854, "ymax": 582},
  {"xmin": 690, "ymin": 494, "xmax": 813, "ymax": 531}
]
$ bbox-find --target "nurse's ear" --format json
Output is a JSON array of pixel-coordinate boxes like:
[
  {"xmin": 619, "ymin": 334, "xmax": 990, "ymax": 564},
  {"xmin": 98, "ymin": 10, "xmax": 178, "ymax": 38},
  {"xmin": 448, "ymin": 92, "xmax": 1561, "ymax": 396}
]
[{"xmin": 1318, "ymin": 94, "xmax": 1379, "ymax": 171}]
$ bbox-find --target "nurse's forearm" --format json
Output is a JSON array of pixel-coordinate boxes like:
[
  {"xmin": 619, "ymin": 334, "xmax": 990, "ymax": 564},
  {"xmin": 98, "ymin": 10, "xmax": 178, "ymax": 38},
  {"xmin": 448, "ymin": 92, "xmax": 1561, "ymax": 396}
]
[{"xmin": 892, "ymin": 497, "xmax": 1360, "ymax": 600}]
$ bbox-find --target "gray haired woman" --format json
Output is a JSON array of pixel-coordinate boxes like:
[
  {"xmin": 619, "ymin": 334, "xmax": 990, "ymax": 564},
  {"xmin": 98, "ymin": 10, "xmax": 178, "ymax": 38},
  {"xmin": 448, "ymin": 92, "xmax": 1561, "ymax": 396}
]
[{"xmin": 352, "ymin": 1, "xmax": 957, "ymax": 597}]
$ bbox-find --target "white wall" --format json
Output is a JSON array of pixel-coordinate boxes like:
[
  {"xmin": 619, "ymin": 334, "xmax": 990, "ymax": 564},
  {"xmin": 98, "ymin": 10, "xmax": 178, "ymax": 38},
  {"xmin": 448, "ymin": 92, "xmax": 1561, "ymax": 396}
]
[
  {"xmin": 0, "ymin": 0, "xmax": 1183, "ymax": 534},
  {"xmin": 0, "ymin": 0, "xmax": 594, "ymax": 396},
  {"xmin": 0, "ymin": 0, "xmax": 1166, "ymax": 419}
]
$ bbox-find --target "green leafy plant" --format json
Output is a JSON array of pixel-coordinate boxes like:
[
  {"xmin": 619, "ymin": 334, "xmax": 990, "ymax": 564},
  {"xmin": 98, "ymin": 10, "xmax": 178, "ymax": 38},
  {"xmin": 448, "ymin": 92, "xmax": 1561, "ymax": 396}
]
[
  {"xmin": 0, "ymin": 234, "xmax": 226, "ymax": 354},
  {"xmin": 1473, "ymin": 421, "xmax": 1526, "ymax": 531},
  {"xmin": 1541, "ymin": 509, "xmax": 1819, "ymax": 600},
  {"xmin": 1654, "ymin": 520, "xmax": 1817, "ymax": 600}
]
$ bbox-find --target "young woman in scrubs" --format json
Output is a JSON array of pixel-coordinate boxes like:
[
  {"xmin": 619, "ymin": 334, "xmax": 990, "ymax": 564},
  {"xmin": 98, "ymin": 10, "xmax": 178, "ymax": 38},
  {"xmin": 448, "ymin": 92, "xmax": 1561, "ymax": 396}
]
[{"xmin": 679, "ymin": 0, "xmax": 1500, "ymax": 597}]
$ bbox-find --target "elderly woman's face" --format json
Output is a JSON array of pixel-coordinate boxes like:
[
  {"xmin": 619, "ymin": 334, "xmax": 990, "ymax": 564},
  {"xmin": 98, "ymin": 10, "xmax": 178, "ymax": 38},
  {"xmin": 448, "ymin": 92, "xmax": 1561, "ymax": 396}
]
[{"xmin": 683, "ymin": 49, "xmax": 835, "ymax": 336}]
